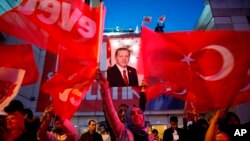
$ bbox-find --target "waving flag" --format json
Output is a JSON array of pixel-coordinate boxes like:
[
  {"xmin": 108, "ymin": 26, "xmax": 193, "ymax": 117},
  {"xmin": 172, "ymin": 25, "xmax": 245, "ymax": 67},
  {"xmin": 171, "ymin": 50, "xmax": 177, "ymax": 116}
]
[
  {"xmin": 40, "ymin": 2, "xmax": 106, "ymax": 119},
  {"xmin": 140, "ymin": 26, "xmax": 250, "ymax": 112},
  {"xmin": 0, "ymin": 67, "xmax": 25, "ymax": 111},
  {"xmin": 42, "ymin": 58, "xmax": 98, "ymax": 119},
  {"xmin": 142, "ymin": 16, "xmax": 152, "ymax": 24},
  {"xmin": 158, "ymin": 15, "xmax": 166, "ymax": 23},
  {"xmin": 0, "ymin": 44, "xmax": 39, "ymax": 85},
  {"xmin": 0, "ymin": 0, "xmax": 103, "ymax": 60}
]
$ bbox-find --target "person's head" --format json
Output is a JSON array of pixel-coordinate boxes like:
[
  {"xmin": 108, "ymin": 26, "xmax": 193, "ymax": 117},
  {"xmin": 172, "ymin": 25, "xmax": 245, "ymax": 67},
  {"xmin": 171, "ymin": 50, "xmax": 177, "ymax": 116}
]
[
  {"xmin": 225, "ymin": 112, "xmax": 240, "ymax": 126},
  {"xmin": 126, "ymin": 106, "xmax": 145, "ymax": 128},
  {"xmin": 115, "ymin": 47, "xmax": 130, "ymax": 68},
  {"xmin": 99, "ymin": 124, "xmax": 107, "ymax": 134},
  {"xmin": 197, "ymin": 118, "xmax": 209, "ymax": 130},
  {"xmin": 88, "ymin": 120, "xmax": 97, "ymax": 133},
  {"xmin": 151, "ymin": 129, "xmax": 159, "ymax": 137},
  {"xmin": 170, "ymin": 116, "xmax": 178, "ymax": 130},
  {"xmin": 4, "ymin": 100, "xmax": 25, "ymax": 131},
  {"xmin": 53, "ymin": 116, "xmax": 65, "ymax": 134},
  {"xmin": 6, "ymin": 111, "xmax": 25, "ymax": 130},
  {"xmin": 117, "ymin": 104, "xmax": 128, "ymax": 123}
]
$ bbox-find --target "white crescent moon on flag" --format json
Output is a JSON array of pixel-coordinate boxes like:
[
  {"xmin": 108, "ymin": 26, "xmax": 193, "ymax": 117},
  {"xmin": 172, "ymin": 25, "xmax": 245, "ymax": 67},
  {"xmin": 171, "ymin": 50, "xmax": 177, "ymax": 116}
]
[
  {"xmin": 239, "ymin": 68, "xmax": 250, "ymax": 92},
  {"xmin": 198, "ymin": 45, "xmax": 234, "ymax": 81},
  {"xmin": 173, "ymin": 89, "xmax": 187, "ymax": 95},
  {"xmin": 240, "ymin": 82, "xmax": 250, "ymax": 92}
]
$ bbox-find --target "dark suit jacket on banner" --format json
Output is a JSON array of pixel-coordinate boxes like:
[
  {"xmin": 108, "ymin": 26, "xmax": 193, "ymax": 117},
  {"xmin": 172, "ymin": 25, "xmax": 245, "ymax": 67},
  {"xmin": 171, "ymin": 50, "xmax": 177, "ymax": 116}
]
[{"xmin": 107, "ymin": 64, "xmax": 139, "ymax": 87}]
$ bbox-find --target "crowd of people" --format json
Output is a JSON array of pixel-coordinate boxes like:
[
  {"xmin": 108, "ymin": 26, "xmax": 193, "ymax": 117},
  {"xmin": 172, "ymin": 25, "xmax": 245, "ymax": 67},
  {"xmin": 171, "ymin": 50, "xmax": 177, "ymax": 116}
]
[
  {"xmin": 0, "ymin": 73, "xmax": 250, "ymax": 141},
  {"xmin": 1, "ymin": 47, "xmax": 249, "ymax": 141}
]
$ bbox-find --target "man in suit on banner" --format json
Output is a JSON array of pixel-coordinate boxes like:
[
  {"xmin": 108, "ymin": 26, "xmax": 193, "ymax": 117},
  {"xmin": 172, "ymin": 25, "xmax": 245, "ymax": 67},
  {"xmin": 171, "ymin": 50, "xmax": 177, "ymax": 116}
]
[{"xmin": 107, "ymin": 47, "xmax": 139, "ymax": 87}]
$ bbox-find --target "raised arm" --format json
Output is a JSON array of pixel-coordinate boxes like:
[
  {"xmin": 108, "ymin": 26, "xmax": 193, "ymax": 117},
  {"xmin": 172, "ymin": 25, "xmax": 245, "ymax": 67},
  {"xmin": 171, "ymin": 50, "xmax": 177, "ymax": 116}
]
[
  {"xmin": 204, "ymin": 111, "xmax": 220, "ymax": 141},
  {"xmin": 96, "ymin": 70, "xmax": 125, "ymax": 138},
  {"xmin": 37, "ymin": 105, "xmax": 54, "ymax": 141}
]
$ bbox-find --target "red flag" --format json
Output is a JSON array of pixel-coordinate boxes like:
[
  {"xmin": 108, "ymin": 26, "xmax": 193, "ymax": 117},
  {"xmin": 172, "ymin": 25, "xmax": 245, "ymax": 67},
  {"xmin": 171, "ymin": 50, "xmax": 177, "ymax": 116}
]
[
  {"xmin": 158, "ymin": 15, "xmax": 166, "ymax": 23},
  {"xmin": 41, "ymin": 55, "xmax": 98, "ymax": 119},
  {"xmin": 142, "ymin": 16, "xmax": 152, "ymax": 23},
  {"xmin": 140, "ymin": 26, "xmax": 250, "ymax": 112},
  {"xmin": 0, "ymin": 0, "xmax": 103, "ymax": 60},
  {"xmin": 0, "ymin": 44, "xmax": 39, "ymax": 85},
  {"xmin": 0, "ymin": 67, "xmax": 25, "ymax": 111},
  {"xmin": 40, "ymin": 2, "xmax": 106, "ymax": 119}
]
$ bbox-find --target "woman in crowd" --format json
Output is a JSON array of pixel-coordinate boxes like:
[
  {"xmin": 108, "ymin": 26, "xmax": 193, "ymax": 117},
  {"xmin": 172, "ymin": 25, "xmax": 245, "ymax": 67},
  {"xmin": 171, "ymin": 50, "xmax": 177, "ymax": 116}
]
[{"xmin": 96, "ymin": 70, "xmax": 154, "ymax": 141}]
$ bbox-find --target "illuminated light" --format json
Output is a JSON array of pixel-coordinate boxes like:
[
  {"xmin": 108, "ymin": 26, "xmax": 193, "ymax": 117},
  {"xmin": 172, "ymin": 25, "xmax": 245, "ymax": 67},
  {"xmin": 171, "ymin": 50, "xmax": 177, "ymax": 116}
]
[
  {"xmin": 111, "ymin": 40, "xmax": 120, "ymax": 49},
  {"xmin": 123, "ymin": 39, "xmax": 132, "ymax": 45},
  {"xmin": 130, "ymin": 55, "xmax": 137, "ymax": 64},
  {"xmin": 131, "ymin": 44, "xmax": 139, "ymax": 52}
]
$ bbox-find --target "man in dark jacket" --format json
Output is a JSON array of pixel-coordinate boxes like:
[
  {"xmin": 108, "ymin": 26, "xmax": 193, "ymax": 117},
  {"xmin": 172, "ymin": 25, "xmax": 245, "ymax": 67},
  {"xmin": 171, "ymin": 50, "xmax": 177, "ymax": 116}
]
[
  {"xmin": 163, "ymin": 116, "xmax": 186, "ymax": 141},
  {"xmin": 79, "ymin": 120, "xmax": 103, "ymax": 141},
  {"xmin": 107, "ymin": 47, "xmax": 138, "ymax": 87}
]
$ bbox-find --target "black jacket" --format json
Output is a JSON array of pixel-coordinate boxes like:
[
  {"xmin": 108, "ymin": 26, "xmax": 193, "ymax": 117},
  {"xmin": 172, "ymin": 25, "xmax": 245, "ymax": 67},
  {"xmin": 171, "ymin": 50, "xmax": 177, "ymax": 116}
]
[{"xmin": 107, "ymin": 65, "xmax": 139, "ymax": 87}]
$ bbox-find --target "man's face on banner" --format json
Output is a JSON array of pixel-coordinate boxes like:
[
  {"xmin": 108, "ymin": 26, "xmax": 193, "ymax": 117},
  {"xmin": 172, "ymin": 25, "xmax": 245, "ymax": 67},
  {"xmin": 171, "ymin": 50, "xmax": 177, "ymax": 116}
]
[{"xmin": 115, "ymin": 49, "xmax": 130, "ymax": 68}]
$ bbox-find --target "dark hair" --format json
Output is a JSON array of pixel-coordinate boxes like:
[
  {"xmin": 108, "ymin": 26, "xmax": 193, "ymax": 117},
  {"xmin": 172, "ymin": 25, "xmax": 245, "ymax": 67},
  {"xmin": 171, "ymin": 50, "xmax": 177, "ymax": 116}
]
[
  {"xmin": 99, "ymin": 124, "xmax": 106, "ymax": 129},
  {"xmin": 88, "ymin": 119, "xmax": 96, "ymax": 125},
  {"xmin": 225, "ymin": 112, "xmax": 240, "ymax": 124},
  {"xmin": 170, "ymin": 116, "xmax": 178, "ymax": 123},
  {"xmin": 118, "ymin": 103, "xmax": 129, "ymax": 109},
  {"xmin": 152, "ymin": 129, "xmax": 158, "ymax": 134},
  {"xmin": 115, "ymin": 47, "xmax": 130, "ymax": 56}
]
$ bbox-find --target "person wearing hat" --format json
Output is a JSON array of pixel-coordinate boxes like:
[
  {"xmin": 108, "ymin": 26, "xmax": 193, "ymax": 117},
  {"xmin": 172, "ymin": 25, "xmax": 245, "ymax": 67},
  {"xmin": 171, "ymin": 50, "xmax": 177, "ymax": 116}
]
[{"xmin": 4, "ymin": 99, "xmax": 33, "ymax": 141}]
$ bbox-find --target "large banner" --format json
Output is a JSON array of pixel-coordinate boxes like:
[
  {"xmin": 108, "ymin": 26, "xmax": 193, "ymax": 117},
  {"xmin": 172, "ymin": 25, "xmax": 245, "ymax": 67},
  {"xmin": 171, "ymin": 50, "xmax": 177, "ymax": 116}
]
[
  {"xmin": 37, "ymin": 81, "xmax": 140, "ymax": 112},
  {"xmin": 107, "ymin": 35, "xmax": 143, "ymax": 85},
  {"xmin": 36, "ymin": 51, "xmax": 57, "ymax": 112},
  {"xmin": 79, "ymin": 82, "xmax": 140, "ymax": 112},
  {"xmin": 107, "ymin": 35, "xmax": 184, "ymax": 111}
]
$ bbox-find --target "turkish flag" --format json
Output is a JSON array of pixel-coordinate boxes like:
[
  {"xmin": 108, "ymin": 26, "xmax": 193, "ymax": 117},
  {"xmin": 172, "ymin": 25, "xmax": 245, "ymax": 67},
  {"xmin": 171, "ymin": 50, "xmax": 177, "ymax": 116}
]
[
  {"xmin": 158, "ymin": 15, "xmax": 166, "ymax": 23},
  {"xmin": 140, "ymin": 26, "xmax": 250, "ymax": 112},
  {"xmin": 39, "ymin": 2, "xmax": 106, "ymax": 119},
  {"xmin": 0, "ymin": 44, "xmax": 39, "ymax": 85},
  {"xmin": 41, "ymin": 54, "xmax": 98, "ymax": 119},
  {"xmin": 0, "ymin": 67, "xmax": 25, "ymax": 111},
  {"xmin": 0, "ymin": 0, "xmax": 103, "ymax": 60},
  {"xmin": 143, "ymin": 16, "xmax": 152, "ymax": 23}
]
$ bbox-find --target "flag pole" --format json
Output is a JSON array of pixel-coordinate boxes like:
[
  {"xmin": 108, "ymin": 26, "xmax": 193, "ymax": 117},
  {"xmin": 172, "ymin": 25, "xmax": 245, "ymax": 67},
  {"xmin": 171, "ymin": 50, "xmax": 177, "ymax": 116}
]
[
  {"xmin": 141, "ymin": 16, "xmax": 145, "ymax": 29},
  {"xmin": 97, "ymin": 2, "xmax": 105, "ymax": 66}
]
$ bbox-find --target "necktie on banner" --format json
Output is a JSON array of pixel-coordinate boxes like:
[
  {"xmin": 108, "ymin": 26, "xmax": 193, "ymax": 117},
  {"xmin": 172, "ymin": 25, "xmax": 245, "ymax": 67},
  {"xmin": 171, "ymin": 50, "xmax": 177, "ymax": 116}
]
[
  {"xmin": 140, "ymin": 26, "xmax": 250, "ymax": 112},
  {"xmin": 123, "ymin": 70, "xmax": 129, "ymax": 85},
  {"xmin": 0, "ymin": 44, "xmax": 39, "ymax": 85},
  {"xmin": 0, "ymin": 67, "xmax": 25, "ymax": 111},
  {"xmin": 0, "ymin": 0, "xmax": 103, "ymax": 60}
]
